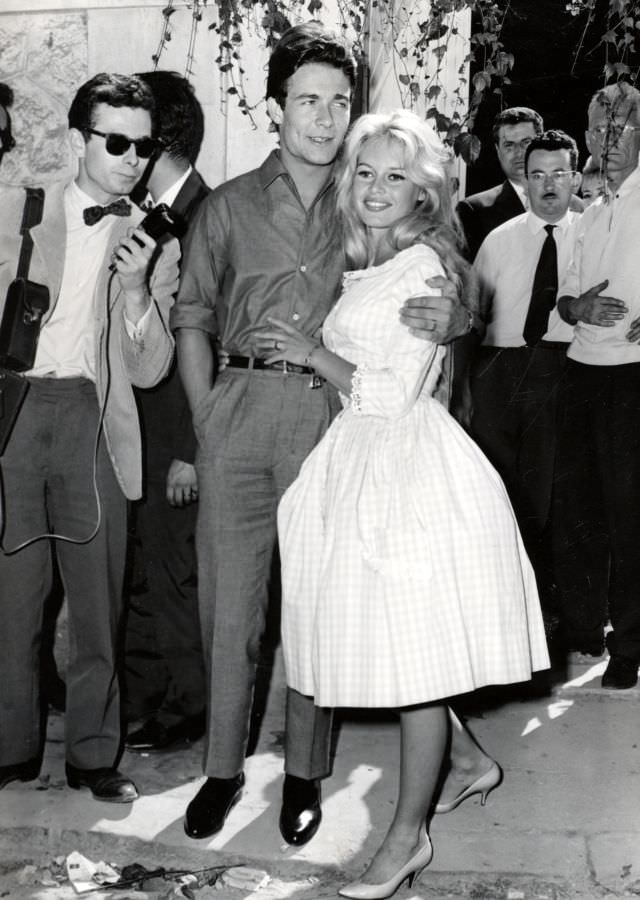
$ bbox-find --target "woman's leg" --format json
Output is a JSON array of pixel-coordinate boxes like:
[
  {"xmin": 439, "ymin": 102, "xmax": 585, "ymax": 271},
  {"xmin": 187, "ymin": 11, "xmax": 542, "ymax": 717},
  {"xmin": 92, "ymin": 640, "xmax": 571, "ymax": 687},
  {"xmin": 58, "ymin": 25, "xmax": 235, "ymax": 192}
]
[
  {"xmin": 360, "ymin": 702, "xmax": 448, "ymax": 884},
  {"xmin": 435, "ymin": 706, "xmax": 498, "ymax": 809}
]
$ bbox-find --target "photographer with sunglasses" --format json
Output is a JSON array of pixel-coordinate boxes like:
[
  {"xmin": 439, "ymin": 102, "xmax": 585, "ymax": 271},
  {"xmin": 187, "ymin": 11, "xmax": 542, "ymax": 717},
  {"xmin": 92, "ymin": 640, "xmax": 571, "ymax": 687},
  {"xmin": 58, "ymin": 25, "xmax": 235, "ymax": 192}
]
[{"xmin": 0, "ymin": 73, "xmax": 180, "ymax": 801}]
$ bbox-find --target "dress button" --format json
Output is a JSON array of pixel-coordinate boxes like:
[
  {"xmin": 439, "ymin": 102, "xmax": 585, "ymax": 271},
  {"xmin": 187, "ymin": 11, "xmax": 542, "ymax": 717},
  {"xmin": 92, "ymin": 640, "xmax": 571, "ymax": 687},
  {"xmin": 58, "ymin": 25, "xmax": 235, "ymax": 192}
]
[
  {"xmin": 292, "ymin": 313, "xmax": 300, "ymax": 321},
  {"xmin": 300, "ymin": 264, "xmax": 307, "ymax": 272}
]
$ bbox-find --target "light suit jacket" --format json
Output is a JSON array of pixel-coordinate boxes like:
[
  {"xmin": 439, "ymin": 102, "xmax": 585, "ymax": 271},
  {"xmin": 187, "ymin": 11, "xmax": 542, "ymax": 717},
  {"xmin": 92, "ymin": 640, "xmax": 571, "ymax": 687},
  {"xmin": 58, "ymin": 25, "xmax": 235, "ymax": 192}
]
[{"xmin": 0, "ymin": 181, "xmax": 180, "ymax": 499}]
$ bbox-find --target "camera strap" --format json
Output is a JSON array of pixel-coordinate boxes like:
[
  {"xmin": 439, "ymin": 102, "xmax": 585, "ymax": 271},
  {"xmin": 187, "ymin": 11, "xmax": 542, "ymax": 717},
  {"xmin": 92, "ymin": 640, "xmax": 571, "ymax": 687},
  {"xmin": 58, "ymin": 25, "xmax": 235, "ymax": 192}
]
[{"xmin": 16, "ymin": 187, "xmax": 45, "ymax": 281}]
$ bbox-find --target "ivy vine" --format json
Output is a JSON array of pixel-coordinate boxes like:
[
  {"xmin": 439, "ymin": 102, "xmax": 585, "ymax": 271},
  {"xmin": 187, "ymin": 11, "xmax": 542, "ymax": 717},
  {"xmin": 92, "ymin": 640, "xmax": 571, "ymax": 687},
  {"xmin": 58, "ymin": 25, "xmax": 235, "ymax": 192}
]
[
  {"xmin": 151, "ymin": 0, "xmax": 640, "ymax": 162},
  {"xmin": 567, "ymin": 0, "xmax": 640, "ymax": 83}
]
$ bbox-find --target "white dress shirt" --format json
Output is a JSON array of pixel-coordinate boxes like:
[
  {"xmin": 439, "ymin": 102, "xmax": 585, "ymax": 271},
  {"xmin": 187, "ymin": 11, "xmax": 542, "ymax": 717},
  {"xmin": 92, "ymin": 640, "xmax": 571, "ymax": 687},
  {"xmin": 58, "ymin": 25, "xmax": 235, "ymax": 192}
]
[
  {"xmin": 474, "ymin": 209, "xmax": 578, "ymax": 347},
  {"xmin": 29, "ymin": 182, "xmax": 151, "ymax": 380},
  {"xmin": 560, "ymin": 165, "xmax": 640, "ymax": 366},
  {"xmin": 154, "ymin": 165, "xmax": 192, "ymax": 207}
]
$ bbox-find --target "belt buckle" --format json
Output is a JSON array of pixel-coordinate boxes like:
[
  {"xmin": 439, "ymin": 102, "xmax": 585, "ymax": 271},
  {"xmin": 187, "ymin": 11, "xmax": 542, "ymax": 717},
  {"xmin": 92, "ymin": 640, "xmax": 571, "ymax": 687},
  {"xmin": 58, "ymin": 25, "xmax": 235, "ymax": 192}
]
[{"xmin": 308, "ymin": 374, "xmax": 323, "ymax": 390}]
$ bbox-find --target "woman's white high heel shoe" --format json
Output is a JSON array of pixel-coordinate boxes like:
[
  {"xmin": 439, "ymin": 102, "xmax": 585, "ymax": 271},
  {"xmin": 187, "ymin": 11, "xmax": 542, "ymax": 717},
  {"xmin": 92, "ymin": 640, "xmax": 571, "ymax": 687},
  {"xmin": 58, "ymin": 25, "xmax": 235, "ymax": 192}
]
[
  {"xmin": 338, "ymin": 828, "xmax": 433, "ymax": 899},
  {"xmin": 434, "ymin": 760, "xmax": 502, "ymax": 814}
]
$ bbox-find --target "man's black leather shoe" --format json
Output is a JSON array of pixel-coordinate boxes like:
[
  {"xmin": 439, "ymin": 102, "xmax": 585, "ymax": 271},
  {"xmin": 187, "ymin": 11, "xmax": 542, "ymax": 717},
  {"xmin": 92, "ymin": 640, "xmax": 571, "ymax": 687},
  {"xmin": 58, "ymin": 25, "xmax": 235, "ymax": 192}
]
[
  {"xmin": 184, "ymin": 773, "xmax": 245, "ymax": 839},
  {"xmin": 0, "ymin": 758, "xmax": 40, "ymax": 790},
  {"xmin": 126, "ymin": 712, "xmax": 205, "ymax": 752},
  {"xmin": 66, "ymin": 764, "xmax": 139, "ymax": 803},
  {"xmin": 602, "ymin": 655, "xmax": 639, "ymax": 689},
  {"xmin": 279, "ymin": 774, "xmax": 322, "ymax": 846}
]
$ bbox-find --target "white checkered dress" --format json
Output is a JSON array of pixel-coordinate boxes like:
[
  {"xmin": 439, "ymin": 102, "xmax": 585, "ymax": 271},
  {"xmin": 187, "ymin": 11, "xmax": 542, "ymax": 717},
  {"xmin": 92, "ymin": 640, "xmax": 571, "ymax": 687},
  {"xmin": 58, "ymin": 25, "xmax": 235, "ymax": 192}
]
[{"xmin": 278, "ymin": 244, "xmax": 550, "ymax": 708}]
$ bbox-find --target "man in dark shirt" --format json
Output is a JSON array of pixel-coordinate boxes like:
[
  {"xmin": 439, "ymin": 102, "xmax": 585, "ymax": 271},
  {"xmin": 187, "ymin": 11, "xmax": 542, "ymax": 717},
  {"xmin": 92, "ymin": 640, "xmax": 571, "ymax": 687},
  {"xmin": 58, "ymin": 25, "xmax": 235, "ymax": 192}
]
[
  {"xmin": 172, "ymin": 23, "xmax": 471, "ymax": 845},
  {"xmin": 124, "ymin": 71, "xmax": 209, "ymax": 752},
  {"xmin": 457, "ymin": 107, "xmax": 544, "ymax": 261}
]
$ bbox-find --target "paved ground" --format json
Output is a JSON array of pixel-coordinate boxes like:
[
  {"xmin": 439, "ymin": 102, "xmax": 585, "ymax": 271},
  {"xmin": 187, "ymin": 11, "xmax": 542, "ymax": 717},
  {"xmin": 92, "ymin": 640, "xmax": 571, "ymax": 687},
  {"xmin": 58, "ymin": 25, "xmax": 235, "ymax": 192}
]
[{"xmin": 0, "ymin": 650, "xmax": 639, "ymax": 900}]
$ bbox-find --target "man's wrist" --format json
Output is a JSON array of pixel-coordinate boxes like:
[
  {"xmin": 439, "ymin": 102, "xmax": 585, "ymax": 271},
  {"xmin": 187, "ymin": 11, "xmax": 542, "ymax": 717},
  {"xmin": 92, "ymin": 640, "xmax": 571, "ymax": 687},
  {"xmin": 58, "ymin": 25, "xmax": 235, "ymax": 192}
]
[
  {"xmin": 303, "ymin": 343, "xmax": 321, "ymax": 367},
  {"xmin": 463, "ymin": 306, "xmax": 481, "ymax": 337},
  {"xmin": 123, "ymin": 287, "xmax": 150, "ymax": 324},
  {"xmin": 558, "ymin": 295, "xmax": 580, "ymax": 325}
]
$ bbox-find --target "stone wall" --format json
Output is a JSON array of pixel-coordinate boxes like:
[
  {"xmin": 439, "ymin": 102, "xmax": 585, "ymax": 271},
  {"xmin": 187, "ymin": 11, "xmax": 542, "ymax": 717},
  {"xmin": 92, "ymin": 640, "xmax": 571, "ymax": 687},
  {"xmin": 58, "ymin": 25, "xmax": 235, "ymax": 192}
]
[
  {"xmin": 0, "ymin": 12, "xmax": 87, "ymax": 186},
  {"xmin": 0, "ymin": 2, "xmax": 277, "ymax": 189},
  {"xmin": 0, "ymin": 2, "xmax": 469, "ymax": 191}
]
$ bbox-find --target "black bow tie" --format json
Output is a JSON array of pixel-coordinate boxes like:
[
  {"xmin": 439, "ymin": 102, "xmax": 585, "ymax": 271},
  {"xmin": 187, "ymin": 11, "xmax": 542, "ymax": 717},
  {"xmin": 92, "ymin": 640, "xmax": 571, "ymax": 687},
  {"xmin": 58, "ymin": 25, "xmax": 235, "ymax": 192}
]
[{"xmin": 83, "ymin": 198, "xmax": 131, "ymax": 226}]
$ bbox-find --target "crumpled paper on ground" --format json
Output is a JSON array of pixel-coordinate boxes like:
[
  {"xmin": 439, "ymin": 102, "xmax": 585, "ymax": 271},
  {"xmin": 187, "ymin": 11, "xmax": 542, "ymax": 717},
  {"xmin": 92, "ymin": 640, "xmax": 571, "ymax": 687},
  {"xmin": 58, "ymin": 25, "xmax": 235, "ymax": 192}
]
[{"xmin": 66, "ymin": 851, "xmax": 120, "ymax": 893}]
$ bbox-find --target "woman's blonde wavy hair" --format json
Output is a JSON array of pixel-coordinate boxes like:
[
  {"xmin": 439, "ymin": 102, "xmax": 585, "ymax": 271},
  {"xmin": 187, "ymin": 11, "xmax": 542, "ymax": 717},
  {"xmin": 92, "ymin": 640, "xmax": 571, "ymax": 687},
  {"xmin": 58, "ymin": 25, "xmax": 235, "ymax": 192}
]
[{"xmin": 335, "ymin": 109, "xmax": 475, "ymax": 306}]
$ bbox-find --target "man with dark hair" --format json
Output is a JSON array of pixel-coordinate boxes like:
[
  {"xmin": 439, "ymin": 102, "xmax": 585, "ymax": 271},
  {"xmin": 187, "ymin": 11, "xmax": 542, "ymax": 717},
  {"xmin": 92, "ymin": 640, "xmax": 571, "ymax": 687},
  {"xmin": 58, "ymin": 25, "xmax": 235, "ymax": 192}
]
[
  {"xmin": 457, "ymin": 107, "xmax": 544, "ymax": 261},
  {"xmin": 470, "ymin": 129, "xmax": 581, "ymax": 630},
  {"xmin": 557, "ymin": 82, "xmax": 640, "ymax": 688},
  {"xmin": 0, "ymin": 82, "xmax": 15, "ymax": 163},
  {"xmin": 0, "ymin": 72, "xmax": 179, "ymax": 800},
  {"xmin": 172, "ymin": 22, "xmax": 470, "ymax": 844},
  {"xmin": 124, "ymin": 70, "xmax": 209, "ymax": 752},
  {"xmin": 135, "ymin": 70, "xmax": 204, "ymax": 169}
]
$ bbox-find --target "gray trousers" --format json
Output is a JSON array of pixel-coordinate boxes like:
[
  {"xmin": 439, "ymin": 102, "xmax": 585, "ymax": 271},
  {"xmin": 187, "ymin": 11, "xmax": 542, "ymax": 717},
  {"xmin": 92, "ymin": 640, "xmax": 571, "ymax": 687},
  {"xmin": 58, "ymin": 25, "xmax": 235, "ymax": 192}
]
[
  {"xmin": 194, "ymin": 367, "xmax": 339, "ymax": 780},
  {"xmin": 0, "ymin": 378, "xmax": 127, "ymax": 768}
]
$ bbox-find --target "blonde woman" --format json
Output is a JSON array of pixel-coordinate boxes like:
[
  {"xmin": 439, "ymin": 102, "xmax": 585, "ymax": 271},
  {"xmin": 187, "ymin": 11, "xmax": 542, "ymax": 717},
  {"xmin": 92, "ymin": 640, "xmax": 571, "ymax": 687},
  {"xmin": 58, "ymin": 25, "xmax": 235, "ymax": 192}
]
[{"xmin": 263, "ymin": 110, "xmax": 549, "ymax": 899}]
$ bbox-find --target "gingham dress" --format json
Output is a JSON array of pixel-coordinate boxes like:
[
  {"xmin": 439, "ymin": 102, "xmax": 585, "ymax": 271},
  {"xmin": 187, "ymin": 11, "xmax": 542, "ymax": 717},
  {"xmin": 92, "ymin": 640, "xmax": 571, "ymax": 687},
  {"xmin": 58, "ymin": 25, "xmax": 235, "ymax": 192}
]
[{"xmin": 278, "ymin": 243, "xmax": 550, "ymax": 708}]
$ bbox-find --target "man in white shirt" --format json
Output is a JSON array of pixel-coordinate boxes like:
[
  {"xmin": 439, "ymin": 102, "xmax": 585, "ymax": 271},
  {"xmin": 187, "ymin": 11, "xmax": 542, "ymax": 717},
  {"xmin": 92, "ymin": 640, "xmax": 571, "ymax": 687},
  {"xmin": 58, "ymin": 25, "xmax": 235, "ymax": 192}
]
[
  {"xmin": 471, "ymin": 130, "xmax": 580, "ymax": 641},
  {"xmin": 0, "ymin": 73, "xmax": 179, "ymax": 797},
  {"xmin": 556, "ymin": 82, "xmax": 640, "ymax": 690}
]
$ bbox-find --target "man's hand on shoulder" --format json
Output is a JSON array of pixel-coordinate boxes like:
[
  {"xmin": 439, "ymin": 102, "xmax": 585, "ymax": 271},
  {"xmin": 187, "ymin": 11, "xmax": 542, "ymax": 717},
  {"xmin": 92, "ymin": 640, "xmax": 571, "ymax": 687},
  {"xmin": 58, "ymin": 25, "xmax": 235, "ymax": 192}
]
[{"xmin": 399, "ymin": 275, "xmax": 472, "ymax": 344}]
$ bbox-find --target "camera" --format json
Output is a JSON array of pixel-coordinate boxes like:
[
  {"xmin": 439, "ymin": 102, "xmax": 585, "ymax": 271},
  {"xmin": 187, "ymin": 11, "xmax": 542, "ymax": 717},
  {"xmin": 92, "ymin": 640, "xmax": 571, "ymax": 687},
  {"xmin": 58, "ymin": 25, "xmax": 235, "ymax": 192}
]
[
  {"xmin": 0, "ymin": 278, "xmax": 50, "ymax": 372},
  {"xmin": 136, "ymin": 203, "xmax": 187, "ymax": 244}
]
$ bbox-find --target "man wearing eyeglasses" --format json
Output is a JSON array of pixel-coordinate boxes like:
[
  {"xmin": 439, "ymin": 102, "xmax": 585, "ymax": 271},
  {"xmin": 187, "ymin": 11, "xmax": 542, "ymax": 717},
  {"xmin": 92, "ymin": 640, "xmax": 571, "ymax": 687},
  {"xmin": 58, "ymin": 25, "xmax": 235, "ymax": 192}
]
[
  {"xmin": 0, "ymin": 73, "xmax": 179, "ymax": 799},
  {"xmin": 555, "ymin": 82, "xmax": 640, "ymax": 689},
  {"xmin": 457, "ymin": 107, "xmax": 544, "ymax": 262},
  {"xmin": 457, "ymin": 108, "xmax": 584, "ymax": 264},
  {"xmin": 470, "ymin": 130, "xmax": 581, "ymax": 640}
]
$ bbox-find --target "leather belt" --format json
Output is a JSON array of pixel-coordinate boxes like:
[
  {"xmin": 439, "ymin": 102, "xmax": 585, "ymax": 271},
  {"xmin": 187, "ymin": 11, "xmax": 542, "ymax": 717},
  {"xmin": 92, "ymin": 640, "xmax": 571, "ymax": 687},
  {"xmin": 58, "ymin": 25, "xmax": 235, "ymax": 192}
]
[
  {"xmin": 480, "ymin": 342, "xmax": 569, "ymax": 353},
  {"xmin": 532, "ymin": 340, "xmax": 570, "ymax": 350},
  {"xmin": 227, "ymin": 355, "xmax": 315, "ymax": 375}
]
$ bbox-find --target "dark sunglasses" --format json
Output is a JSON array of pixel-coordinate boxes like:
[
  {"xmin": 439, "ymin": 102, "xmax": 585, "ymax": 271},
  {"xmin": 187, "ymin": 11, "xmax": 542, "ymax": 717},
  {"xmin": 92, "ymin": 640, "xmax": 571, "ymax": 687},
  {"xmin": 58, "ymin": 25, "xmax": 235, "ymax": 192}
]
[{"xmin": 86, "ymin": 128, "xmax": 158, "ymax": 159}]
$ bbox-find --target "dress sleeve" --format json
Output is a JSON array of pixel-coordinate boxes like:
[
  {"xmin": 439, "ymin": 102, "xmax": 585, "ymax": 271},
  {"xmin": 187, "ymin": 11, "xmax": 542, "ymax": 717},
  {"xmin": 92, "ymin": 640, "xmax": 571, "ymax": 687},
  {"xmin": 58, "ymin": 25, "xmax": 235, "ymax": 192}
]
[{"xmin": 349, "ymin": 247, "xmax": 446, "ymax": 419}]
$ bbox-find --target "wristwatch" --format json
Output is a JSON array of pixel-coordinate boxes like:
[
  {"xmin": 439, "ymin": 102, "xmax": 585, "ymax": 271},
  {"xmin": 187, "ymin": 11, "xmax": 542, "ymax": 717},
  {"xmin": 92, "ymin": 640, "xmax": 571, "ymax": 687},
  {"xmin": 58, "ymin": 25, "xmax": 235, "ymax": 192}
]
[{"xmin": 464, "ymin": 307, "xmax": 481, "ymax": 337}]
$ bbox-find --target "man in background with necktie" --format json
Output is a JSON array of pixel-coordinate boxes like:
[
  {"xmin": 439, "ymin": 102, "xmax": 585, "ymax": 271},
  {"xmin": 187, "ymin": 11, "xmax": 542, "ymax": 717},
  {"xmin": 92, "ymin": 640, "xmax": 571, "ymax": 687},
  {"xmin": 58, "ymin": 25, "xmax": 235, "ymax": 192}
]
[
  {"xmin": 470, "ymin": 130, "xmax": 581, "ymax": 645},
  {"xmin": 124, "ymin": 70, "xmax": 209, "ymax": 752},
  {"xmin": 0, "ymin": 73, "xmax": 179, "ymax": 799},
  {"xmin": 556, "ymin": 82, "xmax": 640, "ymax": 689}
]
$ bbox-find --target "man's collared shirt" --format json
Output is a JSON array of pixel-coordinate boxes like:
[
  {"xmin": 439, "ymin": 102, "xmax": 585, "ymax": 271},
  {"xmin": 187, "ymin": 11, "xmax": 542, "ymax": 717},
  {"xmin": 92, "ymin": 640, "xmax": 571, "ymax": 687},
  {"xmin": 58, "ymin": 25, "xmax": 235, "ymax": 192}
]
[
  {"xmin": 171, "ymin": 151, "xmax": 345, "ymax": 350},
  {"xmin": 28, "ymin": 182, "xmax": 152, "ymax": 381},
  {"xmin": 152, "ymin": 165, "xmax": 193, "ymax": 208},
  {"xmin": 560, "ymin": 165, "xmax": 640, "ymax": 366},
  {"xmin": 29, "ymin": 182, "xmax": 115, "ymax": 380},
  {"xmin": 474, "ymin": 209, "xmax": 578, "ymax": 347}
]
